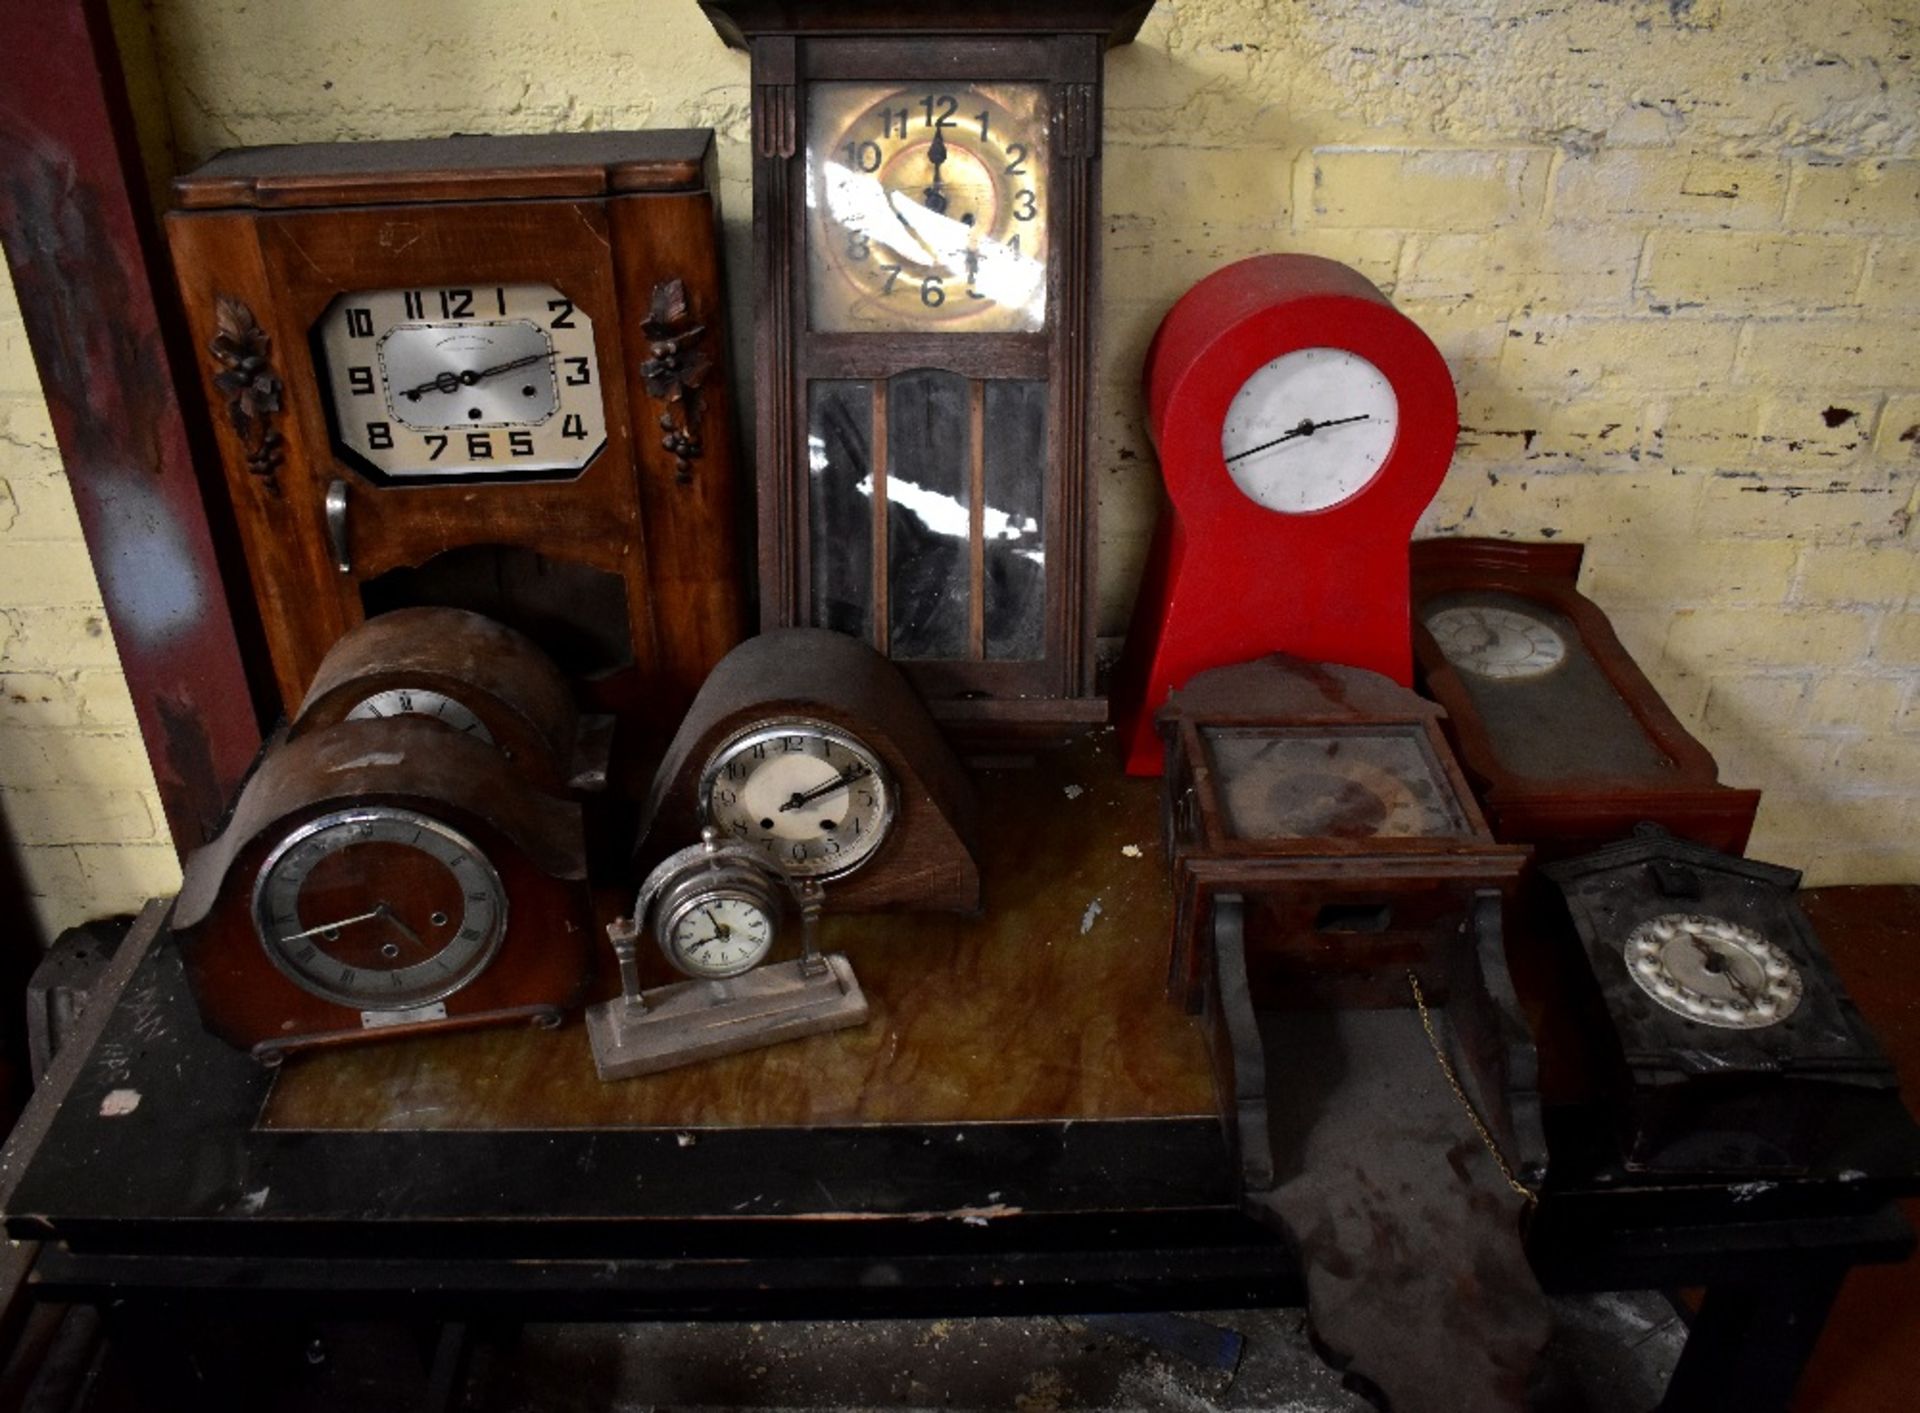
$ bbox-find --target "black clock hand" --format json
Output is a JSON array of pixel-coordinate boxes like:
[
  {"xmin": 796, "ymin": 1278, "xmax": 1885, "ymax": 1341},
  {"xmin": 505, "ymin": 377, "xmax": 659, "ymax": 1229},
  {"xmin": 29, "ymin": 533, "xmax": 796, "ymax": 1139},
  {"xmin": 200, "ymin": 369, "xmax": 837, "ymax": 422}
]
[
  {"xmin": 375, "ymin": 902, "xmax": 427, "ymax": 951},
  {"xmin": 923, "ymin": 127, "xmax": 950, "ymax": 216},
  {"xmin": 778, "ymin": 764, "xmax": 870, "ymax": 812},
  {"xmin": 399, "ymin": 352, "xmax": 548, "ymax": 402},
  {"xmin": 1223, "ymin": 414, "xmax": 1372, "ymax": 464}
]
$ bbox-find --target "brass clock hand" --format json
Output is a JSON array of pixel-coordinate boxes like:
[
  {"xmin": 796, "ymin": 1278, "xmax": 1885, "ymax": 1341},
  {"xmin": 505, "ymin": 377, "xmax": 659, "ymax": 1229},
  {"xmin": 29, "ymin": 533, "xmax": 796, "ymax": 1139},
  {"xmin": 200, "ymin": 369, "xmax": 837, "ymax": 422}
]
[
  {"xmin": 399, "ymin": 352, "xmax": 548, "ymax": 402},
  {"xmin": 1224, "ymin": 414, "xmax": 1372, "ymax": 464},
  {"xmin": 778, "ymin": 764, "xmax": 871, "ymax": 812}
]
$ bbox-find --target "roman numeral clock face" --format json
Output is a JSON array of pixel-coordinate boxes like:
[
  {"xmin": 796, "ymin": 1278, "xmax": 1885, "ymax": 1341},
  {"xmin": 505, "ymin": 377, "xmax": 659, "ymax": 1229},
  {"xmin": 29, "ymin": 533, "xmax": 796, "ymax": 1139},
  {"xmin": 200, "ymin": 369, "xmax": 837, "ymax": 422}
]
[{"xmin": 315, "ymin": 282, "xmax": 607, "ymax": 480}]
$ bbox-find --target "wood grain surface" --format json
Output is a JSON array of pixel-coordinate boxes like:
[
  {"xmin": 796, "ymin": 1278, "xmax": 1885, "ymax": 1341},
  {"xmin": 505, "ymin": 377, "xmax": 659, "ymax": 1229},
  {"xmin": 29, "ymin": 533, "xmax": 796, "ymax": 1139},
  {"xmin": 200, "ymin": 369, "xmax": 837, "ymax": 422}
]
[{"xmin": 261, "ymin": 729, "xmax": 1214, "ymax": 1130}]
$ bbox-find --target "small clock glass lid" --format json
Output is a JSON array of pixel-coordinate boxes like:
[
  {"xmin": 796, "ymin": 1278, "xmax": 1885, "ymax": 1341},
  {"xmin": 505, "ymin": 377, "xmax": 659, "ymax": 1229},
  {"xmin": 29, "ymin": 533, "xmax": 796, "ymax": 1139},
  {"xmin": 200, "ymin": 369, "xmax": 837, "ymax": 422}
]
[{"xmin": 1201, "ymin": 726, "xmax": 1473, "ymax": 841}]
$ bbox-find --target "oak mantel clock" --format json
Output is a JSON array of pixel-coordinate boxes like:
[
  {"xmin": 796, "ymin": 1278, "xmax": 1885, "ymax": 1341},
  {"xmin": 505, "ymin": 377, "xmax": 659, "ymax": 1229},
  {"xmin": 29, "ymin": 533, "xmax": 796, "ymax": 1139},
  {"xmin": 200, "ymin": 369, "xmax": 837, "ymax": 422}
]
[
  {"xmin": 701, "ymin": 0, "xmax": 1156, "ymax": 742},
  {"xmin": 165, "ymin": 132, "xmax": 746, "ymax": 768}
]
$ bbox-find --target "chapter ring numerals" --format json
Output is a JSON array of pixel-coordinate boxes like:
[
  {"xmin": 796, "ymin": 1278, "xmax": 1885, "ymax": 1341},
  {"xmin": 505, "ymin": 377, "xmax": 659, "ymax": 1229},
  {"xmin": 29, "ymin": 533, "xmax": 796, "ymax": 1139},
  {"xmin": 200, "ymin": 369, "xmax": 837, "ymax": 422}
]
[
  {"xmin": 322, "ymin": 282, "xmax": 605, "ymax": 478},
  {"xmin": 809, "ymin": 82, "xmax": 1048, "ymax": 332}
]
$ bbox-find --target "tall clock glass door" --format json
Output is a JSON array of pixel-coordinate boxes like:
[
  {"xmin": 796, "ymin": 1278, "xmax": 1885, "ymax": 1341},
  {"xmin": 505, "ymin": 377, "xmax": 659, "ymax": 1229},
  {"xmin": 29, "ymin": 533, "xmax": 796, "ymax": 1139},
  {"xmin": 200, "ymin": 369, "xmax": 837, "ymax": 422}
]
[
  {"xmin": 800, "ymin": 76, "xmax": 1057, "ymax": 690},
  {"xmin": 808, "ymin": 373, "xmax": 1046, "ymax": 662}
]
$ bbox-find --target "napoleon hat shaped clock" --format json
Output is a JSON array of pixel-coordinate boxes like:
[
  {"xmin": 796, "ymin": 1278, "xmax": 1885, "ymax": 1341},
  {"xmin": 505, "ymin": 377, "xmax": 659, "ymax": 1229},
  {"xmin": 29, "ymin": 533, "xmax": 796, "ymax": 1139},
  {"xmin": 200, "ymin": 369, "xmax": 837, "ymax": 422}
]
[{"xmin": 1114, "ymin": 254, "xmax": 1459, "ymax": 775}]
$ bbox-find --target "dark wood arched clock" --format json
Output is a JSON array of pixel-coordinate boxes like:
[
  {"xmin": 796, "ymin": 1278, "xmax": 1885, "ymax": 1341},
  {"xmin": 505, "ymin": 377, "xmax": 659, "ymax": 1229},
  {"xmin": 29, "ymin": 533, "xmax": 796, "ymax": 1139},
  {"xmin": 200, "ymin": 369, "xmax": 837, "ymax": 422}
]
[{"xmin": 701, "ymin": 0, "xmax": 1156, "ymax": 743}]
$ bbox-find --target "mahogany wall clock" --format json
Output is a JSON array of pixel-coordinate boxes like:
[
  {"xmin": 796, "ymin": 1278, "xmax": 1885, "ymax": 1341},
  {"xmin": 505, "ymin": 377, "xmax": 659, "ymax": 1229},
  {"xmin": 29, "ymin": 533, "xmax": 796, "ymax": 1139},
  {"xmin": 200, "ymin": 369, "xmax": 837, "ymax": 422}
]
[
  {"xmin": 1113, "ymin": 254, "xmax": 1459, "ymax": 775},
  {"xmin": 165, "ymin": 132, "xmax": 746, "ymax": 769},
  {"xmin": 172, "ymin": 717, "xmax": 594, "ymax": 1060},
  {"xmin": 1411, "ymin": 538, "xmax": 1761, "ymax": 858},
  {"xmin": 701, "ymin": 0, "xmax": 1155, "ymax": 742}
]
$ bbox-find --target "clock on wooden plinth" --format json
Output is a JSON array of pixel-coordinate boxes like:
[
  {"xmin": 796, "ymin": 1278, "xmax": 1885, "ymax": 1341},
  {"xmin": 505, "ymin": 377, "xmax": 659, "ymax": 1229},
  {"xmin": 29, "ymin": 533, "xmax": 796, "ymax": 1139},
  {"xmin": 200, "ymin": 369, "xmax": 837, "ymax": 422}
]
[
  {"xmin": 173, "ymin": 717, "xmax": 594, "ymax": 1060},
  {"xmin": 1545, "ymin": 829, "xmax": 1911, "ymax": 1176},
  {"xmin": 1113, "ymin": 254, "xmax": 1459, "ymax": 775},
  {"xmin": 1411, "ymin": 538, "xmax": 1761, "ymax": 858},
  {"xmin": 1157, "ymin": 653, "xmax": 1531, "ymax": 1019},
  {"xmin": 165, "ymin": 132, "xmax": 746, "ymax": 769},
  {"xmin": 702, "ymin": 1, "xmax": 1155, "ymax": 743},
  {"xmin": 641, "ymin": 628, "xmax": 979, "ymax": 914}
]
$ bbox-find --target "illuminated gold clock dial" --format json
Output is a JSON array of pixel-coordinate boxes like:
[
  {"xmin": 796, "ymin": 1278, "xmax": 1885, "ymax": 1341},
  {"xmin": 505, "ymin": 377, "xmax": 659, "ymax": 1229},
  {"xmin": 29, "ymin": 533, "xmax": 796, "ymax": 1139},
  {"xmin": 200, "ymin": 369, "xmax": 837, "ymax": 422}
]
[{"xmin": 806, "ymin": 82, "xmax": 1049, "ymax": 333}]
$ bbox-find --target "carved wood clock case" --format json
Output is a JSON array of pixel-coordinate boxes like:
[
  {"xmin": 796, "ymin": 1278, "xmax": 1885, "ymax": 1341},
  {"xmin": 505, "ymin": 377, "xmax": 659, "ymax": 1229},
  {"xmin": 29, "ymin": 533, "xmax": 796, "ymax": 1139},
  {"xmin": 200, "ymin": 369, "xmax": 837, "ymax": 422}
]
[
  {"xmin": 164, "ymin": 132, "xmax": 745, "ymax": 763},
  {"xmin": 703, "ymin": 1, "xmax": 1153, "ymax": 742}
]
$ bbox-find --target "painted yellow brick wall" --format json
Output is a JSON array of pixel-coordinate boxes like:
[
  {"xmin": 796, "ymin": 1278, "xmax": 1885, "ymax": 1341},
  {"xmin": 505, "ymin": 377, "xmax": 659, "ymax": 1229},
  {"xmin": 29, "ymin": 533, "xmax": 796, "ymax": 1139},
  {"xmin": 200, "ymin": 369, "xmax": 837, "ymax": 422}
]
[{"xmin": 4, "ymin": 0, "xmax": 1919, "ymax": 925}]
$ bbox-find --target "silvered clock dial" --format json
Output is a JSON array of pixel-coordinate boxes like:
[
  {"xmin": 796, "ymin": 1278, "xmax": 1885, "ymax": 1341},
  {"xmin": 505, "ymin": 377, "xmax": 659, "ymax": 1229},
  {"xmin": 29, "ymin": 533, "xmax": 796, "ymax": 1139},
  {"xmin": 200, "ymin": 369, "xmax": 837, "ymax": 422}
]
[{"xmin": 315, "ymin": 281, "xmax": 606, "ymax": 480}]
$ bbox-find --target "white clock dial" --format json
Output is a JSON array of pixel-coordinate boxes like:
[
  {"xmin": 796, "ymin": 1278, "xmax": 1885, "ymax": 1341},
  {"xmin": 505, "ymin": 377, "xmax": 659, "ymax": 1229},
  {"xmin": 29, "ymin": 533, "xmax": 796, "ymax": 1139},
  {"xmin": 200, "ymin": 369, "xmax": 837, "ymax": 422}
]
[
  {"xmin": 344, "ymin": 688, "xmax": 495, "ymax": 746},
  {"xmin": 316, "ymin": 281, "xmax": 606, "ymax": 480},
  {"xmin": 1220, "ymin": 347, "xmax": 1400, "ymax": 513},
  {"xmin": 666, "ymin": 893, "xmax": 776, "ymax": 979},
  {"xmin": 699, "ymin": 720, "xmax": 894, "ymax": 880},
  {"xmin": 1624, "ymin": 913, "xmax": 1803, "ymax": 1030},
  {"xmin": 1426, "ymin": 605, "xmax": 1568, "ymax": 680}
]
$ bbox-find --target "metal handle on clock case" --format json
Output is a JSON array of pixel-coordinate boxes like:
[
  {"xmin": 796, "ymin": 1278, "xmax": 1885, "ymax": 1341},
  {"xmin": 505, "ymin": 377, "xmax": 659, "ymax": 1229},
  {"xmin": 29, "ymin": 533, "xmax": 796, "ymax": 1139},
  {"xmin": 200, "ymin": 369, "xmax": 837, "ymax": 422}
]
[{"xmin": 324, "ymin": 479, "xmax": 350, "ymax": 573}]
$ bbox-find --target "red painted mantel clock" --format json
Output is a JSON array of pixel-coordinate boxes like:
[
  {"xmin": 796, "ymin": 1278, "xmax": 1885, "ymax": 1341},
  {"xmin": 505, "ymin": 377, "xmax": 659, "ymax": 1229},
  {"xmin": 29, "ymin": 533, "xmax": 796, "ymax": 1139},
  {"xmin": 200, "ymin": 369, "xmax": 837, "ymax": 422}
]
[
  {"xmin": 702, "ymin": 0, "xmax": 1154, "ymax": 743},
  {"xmin": 1113, "ymin": 254, "xmax": 1459, "ymax": 774}
]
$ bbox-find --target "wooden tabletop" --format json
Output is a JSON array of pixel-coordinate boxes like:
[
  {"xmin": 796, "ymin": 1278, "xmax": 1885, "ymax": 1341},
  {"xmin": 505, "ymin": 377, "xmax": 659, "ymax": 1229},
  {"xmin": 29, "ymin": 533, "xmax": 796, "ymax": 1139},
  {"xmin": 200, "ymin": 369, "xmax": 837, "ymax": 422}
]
[{"xmin": 263, "ymin": 729, "xmax": 1215, "ymax": 1131}]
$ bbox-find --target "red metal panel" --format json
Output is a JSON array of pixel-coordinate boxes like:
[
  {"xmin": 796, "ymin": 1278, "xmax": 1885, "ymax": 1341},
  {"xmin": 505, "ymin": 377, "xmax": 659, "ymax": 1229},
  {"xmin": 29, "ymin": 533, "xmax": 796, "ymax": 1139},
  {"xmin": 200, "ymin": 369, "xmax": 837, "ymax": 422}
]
[{"xmin": 0, "ymin": 0, "xmax": 264, "ymax": 851}]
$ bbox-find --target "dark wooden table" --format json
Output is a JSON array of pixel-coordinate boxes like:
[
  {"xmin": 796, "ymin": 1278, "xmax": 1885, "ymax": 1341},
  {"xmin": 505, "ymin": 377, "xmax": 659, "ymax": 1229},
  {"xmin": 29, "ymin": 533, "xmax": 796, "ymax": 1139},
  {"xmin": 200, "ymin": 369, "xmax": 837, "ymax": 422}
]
[{"xmin": 3, "ymin": 740, "xmax": 1916, "ymax": 1412}]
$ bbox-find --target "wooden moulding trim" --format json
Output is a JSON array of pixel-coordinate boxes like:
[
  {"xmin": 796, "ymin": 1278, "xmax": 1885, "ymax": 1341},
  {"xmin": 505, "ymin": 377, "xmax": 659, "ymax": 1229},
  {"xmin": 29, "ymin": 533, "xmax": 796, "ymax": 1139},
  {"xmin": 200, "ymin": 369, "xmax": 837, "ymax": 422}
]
[
  {"xmin": 701, "ymin": 0, "xmax": 1157, "ymax": 49},
  {"xmin": 171, "ymin": 132, "xmax": 716, "ymax": 209}
]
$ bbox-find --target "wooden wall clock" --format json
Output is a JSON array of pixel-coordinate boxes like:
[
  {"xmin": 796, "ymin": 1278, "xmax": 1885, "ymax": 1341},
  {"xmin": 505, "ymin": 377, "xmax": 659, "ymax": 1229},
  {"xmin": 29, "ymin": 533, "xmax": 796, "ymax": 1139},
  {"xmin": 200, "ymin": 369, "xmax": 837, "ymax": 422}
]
[
  {"xmin": 1113, "ymin": 254, "xmax": 1458, "ymax": 775},
  {"xmin": 1411, "ymin": 538, "xmax": 1761, "ymax": 859},
  {"xmin": 165, "ymin": 132, "xmax": 746, "ymax": 771},
  {"xmin": 172, "ymin": 717, "xmax": 594, "ymax": 1060},
  {"xmin": 640, "ymin": 628, "xmax": 980, "ymax": 914},
  {"xmin": 701, "ymin": 0, "xmax": 1155, "ymax": 743}
]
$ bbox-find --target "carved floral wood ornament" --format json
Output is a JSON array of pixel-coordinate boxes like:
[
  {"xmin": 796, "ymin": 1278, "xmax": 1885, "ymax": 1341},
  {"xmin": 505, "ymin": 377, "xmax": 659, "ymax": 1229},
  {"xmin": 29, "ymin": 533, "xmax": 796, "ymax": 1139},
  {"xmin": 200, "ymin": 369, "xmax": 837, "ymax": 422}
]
[
  {"xmin": 639, "ymin": 278, "xmax": 711, "ymax": 485},
  {"xmin": 207, "ymin": 294, "xmax": 285, "ymax": 494}
]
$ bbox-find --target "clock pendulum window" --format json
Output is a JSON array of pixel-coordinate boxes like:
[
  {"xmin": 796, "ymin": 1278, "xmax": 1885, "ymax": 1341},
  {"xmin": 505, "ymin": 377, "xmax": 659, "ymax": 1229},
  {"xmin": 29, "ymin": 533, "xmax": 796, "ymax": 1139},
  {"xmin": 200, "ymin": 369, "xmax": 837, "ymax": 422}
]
[
  {"xmin": 1110, "ymin": 254, "xmax": 1460, "ymax": 774},
  {"xmin": 702, "ymin": 2, "xmax": 1155, "ymax": 745}
]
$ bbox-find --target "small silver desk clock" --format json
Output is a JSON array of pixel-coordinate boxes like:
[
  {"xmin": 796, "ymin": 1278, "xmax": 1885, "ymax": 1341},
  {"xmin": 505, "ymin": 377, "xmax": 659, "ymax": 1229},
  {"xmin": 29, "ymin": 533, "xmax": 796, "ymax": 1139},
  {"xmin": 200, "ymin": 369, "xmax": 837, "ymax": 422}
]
[{"xmin": 587, "ymin": 828, "xmax": 869, "ymax": 1079}]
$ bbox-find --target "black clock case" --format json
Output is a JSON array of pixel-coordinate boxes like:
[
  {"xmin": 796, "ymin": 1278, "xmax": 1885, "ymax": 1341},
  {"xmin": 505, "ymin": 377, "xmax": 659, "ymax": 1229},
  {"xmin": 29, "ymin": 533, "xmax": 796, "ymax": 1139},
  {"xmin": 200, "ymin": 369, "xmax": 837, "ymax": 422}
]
[{"xmin": 1545, "ymin": 830, "xmax": 1903, "ymax": 1176}]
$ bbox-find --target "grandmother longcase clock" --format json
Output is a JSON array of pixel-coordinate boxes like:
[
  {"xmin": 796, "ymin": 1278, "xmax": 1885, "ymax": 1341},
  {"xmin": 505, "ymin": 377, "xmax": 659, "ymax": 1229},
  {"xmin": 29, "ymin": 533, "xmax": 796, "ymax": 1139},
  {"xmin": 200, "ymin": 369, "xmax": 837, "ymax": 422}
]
[{"xmin": 702, "ymin": 1, "xmax": 1154, "ymax": 741}]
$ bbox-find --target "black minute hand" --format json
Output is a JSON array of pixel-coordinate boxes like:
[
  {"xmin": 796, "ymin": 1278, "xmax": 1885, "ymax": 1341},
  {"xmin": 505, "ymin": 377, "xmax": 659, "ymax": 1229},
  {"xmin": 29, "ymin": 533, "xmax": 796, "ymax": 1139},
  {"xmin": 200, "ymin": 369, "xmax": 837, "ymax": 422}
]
[
  {"xmin": 1224, "ymin": 414, "xmax": 1371, "ymax": 464},
  {"xmin": 400, "ymin": 352, "xmax": 547, "ymax": 402},
  {"xmin": 778, "ymin": 765, "xmax": 869, "ymax": 812}
]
